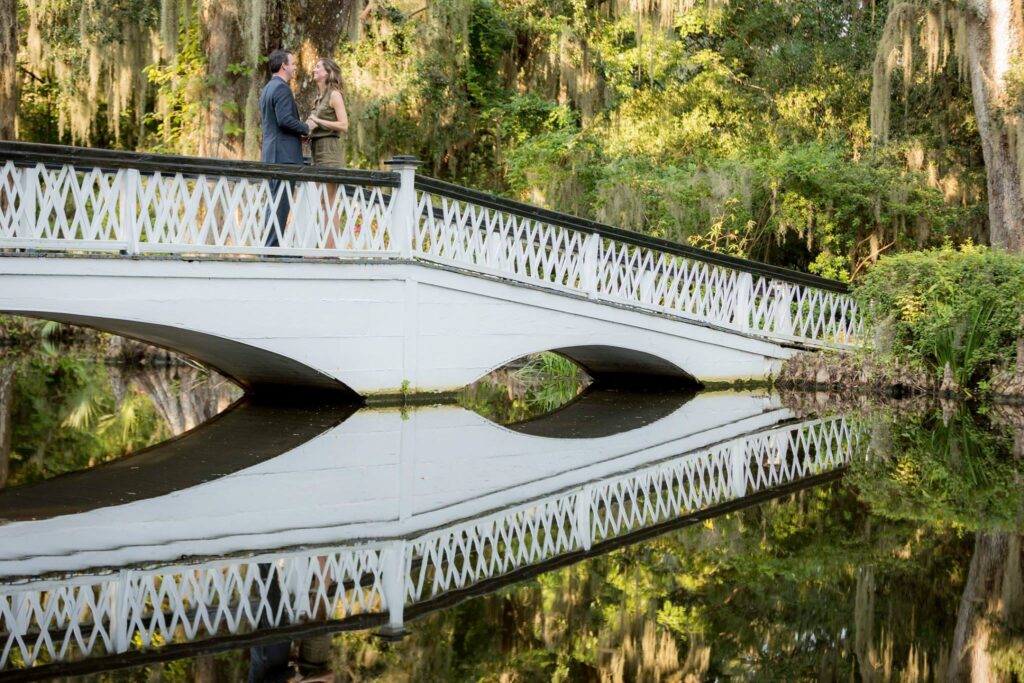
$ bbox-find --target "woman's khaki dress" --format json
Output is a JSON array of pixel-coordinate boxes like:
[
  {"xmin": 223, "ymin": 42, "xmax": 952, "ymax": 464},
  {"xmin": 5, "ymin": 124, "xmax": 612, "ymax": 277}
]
[{"xmin": 310, "ymin": 89, "xmax": 344, "ymax": 168}]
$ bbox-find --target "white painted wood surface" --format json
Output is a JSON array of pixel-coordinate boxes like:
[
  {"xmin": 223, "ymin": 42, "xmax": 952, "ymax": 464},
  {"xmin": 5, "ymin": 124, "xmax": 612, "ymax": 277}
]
[{"xmin": 0, "ymin": 256, "xmax": 797, "ymax": 394}]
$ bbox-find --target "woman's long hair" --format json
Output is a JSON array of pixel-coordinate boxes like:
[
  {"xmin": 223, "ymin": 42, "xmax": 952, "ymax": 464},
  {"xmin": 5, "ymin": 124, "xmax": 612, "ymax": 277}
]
[{"xmin": 316, "ymin": 58, "xmax": 344, "ymax": 98}]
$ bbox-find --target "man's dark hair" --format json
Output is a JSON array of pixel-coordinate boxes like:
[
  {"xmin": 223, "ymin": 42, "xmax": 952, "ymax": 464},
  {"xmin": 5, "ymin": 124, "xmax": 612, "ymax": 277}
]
[{"xmin": 268, "ymin": 49, "xmax": 292, "ymax": 75}]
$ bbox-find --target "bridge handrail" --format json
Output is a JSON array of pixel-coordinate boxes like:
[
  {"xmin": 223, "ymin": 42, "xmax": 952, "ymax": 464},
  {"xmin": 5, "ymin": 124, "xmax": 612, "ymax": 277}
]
[
  {"xmin": 0, "ymin": 141, "xmax": 400, "ymax": 257},
  {"xmin": 414, "ymin": 175, "xmax": 848, "ymax": 293},
  {"xmin": 0, "ymin": 141, "xmax": 845, "ymax": 292},
  {"xmin": 0, "ymin": 140, "xmax": 400, "ymax": 187},
  {"xmin": 412, "ymin": 171, "xmax": 862, "ymax": 346}
]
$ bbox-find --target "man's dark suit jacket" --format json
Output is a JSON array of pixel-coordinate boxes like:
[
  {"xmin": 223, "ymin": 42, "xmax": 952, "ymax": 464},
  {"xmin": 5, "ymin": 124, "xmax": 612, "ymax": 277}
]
[{"xmin": 259, "ymin": 76, "xmax": 309, "ymax": 164}]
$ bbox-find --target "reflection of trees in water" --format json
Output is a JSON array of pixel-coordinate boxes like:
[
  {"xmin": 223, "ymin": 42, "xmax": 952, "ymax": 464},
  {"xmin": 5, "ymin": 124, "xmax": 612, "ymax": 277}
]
[
  {"xmin": 803, "ymin": 392, "xmax": 1024, "ymax": 682},
  {"xmin": 845, "ymin": 399, "xmax": 1024, "ymax": 532},
  {"xmin": 1, "ymin": 340, "xmax": 241, "ymax": 487},
  {"xmin": 0, "ymin": 363, "xmax": 13, "ymax": 488},
  {"xmin": 459, "ymin": 353, "xmax": 590, "ymax": 424},
  {"xmin": 108, "ymin": 362, "xmax": 240, "ymax": 436},
  {"xmin": 949, "ymin": 533, "xmax": 1023, "ymax": 682}
]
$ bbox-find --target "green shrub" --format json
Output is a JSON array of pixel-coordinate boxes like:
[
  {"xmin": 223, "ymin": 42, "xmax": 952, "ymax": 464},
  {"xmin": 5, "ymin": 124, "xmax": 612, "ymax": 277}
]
[{"xmin": 854, "ymin": 244, "xmax": 1024, "ymax": 389}]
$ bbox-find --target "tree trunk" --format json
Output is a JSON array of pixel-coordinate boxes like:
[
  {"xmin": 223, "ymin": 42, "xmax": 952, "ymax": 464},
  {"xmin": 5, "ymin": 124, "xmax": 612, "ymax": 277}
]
[
  {"xmin": 201, "ymin": 0, "xmax": 245, "ymax": 159},
  {"xmin": 0, "ymin": 0, "xmax": 17, "ymax": 139},
  {"xmin": 948, "ymin": 532, "xmax": 1022, "ymax": 682},
  {"xmin": 192, "ymin": 654, "xmax": 218, "ymax": 682},
  {"xmin": 109, "ymin": 363, "xmax": 236, "ymax": 436},
  {"xmin": 964, "ymin": 0, "xmax": 1024, "ymax": 253}
]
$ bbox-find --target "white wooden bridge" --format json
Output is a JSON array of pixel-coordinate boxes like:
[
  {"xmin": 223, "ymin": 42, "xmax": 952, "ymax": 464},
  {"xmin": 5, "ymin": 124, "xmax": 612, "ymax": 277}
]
[
  {"xmin": 0, "ymin": 142, "xmax": 862, "ymax": 396},
  {"xmin": 0, "ymin": 390, "xmax": 858, "ymax": 677}
]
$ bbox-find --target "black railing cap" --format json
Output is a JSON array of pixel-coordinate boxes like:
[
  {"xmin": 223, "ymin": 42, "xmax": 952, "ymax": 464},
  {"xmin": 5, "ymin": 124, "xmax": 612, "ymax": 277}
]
[{"xmin": 385, "ymin": 155, "xmax": 423, "ymax": 167}]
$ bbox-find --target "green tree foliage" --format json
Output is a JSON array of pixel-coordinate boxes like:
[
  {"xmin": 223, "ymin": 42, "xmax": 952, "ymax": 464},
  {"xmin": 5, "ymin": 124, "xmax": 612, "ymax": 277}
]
[
  {"xmin": 458, "ymin": 351, "xmax": 588, "ymax": 423},
  {"xmin": 853, "ymin": 244, "xmax": 1024, "ymax": 389},
  {"xmin": 12, "ymin": 0, "xmax": 988, "ymax": 276},
  {"xmin": 332, "ymin": 0, "xmax": 987, "ymax": 277}
]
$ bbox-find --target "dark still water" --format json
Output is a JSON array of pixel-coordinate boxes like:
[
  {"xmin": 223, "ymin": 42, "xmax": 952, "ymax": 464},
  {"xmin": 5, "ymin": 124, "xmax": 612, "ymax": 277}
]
[{"xmin": 0, "ymin": 339, "xmax": 1021, "ymax": 682}]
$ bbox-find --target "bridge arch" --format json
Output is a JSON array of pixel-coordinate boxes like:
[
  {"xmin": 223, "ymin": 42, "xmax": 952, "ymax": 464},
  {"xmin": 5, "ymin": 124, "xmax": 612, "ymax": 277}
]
[
  {"xmin": 0, "ymin": 310, "xmax": 358, "ymax": 396},
  {"xmin": 0, "ymin": 256, "xmax": 797, "ymax": 395},
  {"xmin": 476, "ymin": 345, "xmax": 702, "ymax": 392},
  {"xmin": 552, "ymin": 345, "xmax": 703, "ymax": 389}
]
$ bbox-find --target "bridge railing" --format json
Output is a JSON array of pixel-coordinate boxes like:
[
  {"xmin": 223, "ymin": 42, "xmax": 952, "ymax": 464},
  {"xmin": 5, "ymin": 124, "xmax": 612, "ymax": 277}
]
[
  {"xmin": 0, "ymin": 142, "xmax": 400, "ymax": 257},
  {"xmin": 413, "ymin": 174, "xmax": 862, "ymax": 347},
  {"xmin": 0, "ymin": 142, "xmax": 861, "ymax": 347},
  {"xmin": 0, "ymin": 415, "xmax": 856, "ymax": 672}
]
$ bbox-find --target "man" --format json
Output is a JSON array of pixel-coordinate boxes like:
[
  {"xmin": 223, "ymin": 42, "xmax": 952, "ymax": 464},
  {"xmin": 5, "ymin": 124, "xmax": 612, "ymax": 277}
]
[{"xmin": 260, "ymin": 49, "xmax": 310, "ymax": 247}]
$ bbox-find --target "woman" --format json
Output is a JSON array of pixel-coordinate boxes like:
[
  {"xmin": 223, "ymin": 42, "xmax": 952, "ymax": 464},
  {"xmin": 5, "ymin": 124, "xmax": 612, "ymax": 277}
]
[{"xmin": 305, "ymin": 58, "xmax": 349, "ymax": 249}]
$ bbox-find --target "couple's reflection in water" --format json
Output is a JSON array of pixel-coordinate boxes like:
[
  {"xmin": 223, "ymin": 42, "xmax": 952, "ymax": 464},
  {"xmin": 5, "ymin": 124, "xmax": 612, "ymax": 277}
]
[
  {"xmin": 0, "ymin": 378, "xmax": 863, "ymax": 680},
  {"xmin": 249, "ymin": 561, "xmax": 333, "ymax": 683}
]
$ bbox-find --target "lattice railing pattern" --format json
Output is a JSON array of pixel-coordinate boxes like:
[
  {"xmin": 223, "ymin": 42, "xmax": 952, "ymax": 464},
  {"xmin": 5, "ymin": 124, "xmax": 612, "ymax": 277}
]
[
  {"xmin": 409, "ymin": 416, "xmax": 856, "ymax": 604},
  {"xmin": 0, "ymin": 549, "xmax": 385, "ymax": 669},
  {"xmin": 0, "ymin": 161, "xmax": 396, "ymax": 256},
  {"xmin": 412, "ymin": 187, "xmax": 862, "ymax": 347},
  {"xmin": 413, "ymin": 191, "xmax": 590, "ymax": 291},
  {"xmin": 406, "ymin": 493, "xmax": 584, "ymax": 603},
  {"xmin": 0, "ymin": 416, "xmax": 855, "ymax": 671}
]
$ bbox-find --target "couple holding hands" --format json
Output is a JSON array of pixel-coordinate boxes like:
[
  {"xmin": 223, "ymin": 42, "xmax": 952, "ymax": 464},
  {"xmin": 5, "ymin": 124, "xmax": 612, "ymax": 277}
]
[
  {"xmin": 260, "ymin": 49, "xmax": 348, "ymax": 169},
  {"xmin": 259, "ymin": 49, "xmax": 349, "ymax": 246}
]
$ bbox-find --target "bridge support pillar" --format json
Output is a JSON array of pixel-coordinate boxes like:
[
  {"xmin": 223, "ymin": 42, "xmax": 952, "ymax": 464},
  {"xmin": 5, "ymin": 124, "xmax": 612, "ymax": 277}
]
[
  {"xmin": 17, "ymin": 164, "xmax": 37, "ymax": 239},
  {"xmin": 377, "ymin": 541, "xmax": 408, "ymax": 640},
  {"xmin": 773, "ymin": 281, "xmax": 794, "ymax": 336},
  {"xmin": 734, "ymin": 272, "xmax": 752, "ymax": 332},
  {"xmin": 486, "ymin": 230, "xmax": 506, "ymax": 269},
  {"xmin": 729, "ymin": 441, "xmax": 747, "ymax": 499},
  {"xmin": 120, "ymin": 169, "xmax": 141, "ymax": 255},
  {"xmin": 581, "ymin": 233, "xmax": 600, "ymax": 299},
  {"xmin": 110, "ymin": 569, "xmax": 133, "ymax": 653},
  {"xmin": 386, "ymin": 156, "xmax": 423, "ymax": 259},
  {"xmin": 639, "ymin": 271, "xmax": 656, "ymax": 304},
  {"xmin": 575, "ymin": 486, "xmax": 593, "ymax": 551}
]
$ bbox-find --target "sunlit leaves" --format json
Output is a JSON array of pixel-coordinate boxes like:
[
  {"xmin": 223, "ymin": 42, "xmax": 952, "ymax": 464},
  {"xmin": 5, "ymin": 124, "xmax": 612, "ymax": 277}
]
[{"xmin": 854, "ymin": 245, "xmax": 1024, "ymax": 387}]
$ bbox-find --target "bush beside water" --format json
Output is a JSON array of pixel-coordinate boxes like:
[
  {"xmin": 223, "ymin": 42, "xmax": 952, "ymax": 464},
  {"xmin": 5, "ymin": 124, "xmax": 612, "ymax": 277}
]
[{"xmin": 851, "ymin": 245, "xmax": 1024, "ymax": 396}]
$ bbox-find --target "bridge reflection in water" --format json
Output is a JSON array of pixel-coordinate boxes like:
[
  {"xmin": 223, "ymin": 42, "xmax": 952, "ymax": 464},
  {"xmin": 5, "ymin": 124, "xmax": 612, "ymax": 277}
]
[{"xmin": 0, "ymin": 390, "xmax": 857, "ymax": 678}]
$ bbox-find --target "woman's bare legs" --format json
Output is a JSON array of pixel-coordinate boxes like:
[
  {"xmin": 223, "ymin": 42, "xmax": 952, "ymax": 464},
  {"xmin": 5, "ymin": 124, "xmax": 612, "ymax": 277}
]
[{"xmin": 322, "ymin": 182, "xmax": 338, "ymax": 250}]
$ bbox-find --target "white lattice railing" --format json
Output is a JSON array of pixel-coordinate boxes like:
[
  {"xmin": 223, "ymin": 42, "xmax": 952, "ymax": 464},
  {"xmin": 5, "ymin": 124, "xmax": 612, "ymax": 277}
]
[
  {"xmin": 413, "ymin": 177, "xmax": 861, "ymax": 347},
  {"xmin": 0, "ymin": 415, "xmax": 857, "ymax": 672},
  {"xmin": 0, "ymin": 142, "xmax": 861, "ymax": 347},
  {"xmin": 0, "ymin": 144, "xmax": 399, "ymax": 257}
]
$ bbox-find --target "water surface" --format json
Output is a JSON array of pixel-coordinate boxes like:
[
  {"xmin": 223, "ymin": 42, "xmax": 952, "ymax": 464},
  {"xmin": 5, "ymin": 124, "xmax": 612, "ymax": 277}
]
[{"xmin": 0, "ymin": 339, "xmax": 1021, "ymax": 682}]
